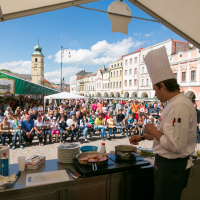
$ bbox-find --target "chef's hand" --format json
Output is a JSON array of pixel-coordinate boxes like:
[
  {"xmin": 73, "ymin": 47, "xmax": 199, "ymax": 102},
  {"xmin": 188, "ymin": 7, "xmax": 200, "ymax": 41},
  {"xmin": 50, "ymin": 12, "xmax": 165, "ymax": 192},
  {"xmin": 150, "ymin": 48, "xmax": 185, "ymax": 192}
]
[
  {"xmin": 129, "ymin": 135, "xmax": 142, "ymax": 145},
  {"xmin": 144, "ymin": 124, "xmax": 157, "ymax": 135}
]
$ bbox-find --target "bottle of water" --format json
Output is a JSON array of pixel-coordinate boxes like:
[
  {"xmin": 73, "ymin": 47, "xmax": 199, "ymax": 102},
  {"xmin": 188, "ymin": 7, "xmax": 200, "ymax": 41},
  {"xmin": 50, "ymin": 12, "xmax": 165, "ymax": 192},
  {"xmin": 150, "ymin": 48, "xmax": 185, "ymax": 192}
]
[{"xmin": 0, "ymin": 153, "xmax": 9, "ymax": 176}]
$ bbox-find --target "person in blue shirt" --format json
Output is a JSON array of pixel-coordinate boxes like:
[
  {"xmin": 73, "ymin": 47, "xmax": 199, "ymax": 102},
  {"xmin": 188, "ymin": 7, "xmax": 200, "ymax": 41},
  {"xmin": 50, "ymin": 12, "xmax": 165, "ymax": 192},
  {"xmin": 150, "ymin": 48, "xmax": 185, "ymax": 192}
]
[
  {"xmin": 70, "ymin": 107, "xmax": 76, "ymax": 117},
  {"xmin": 126, "ymin": 114, "xmax": 134, "ymax": 137},
  {"xmin": 150, "ymin": 104, "xmax": 160, "ymax": 119},
  {"xmin": 22, "ymin": 115, "xmax": 34, "ymax": 144},
  {"xmin": 59, "ymin": 117, "xmax": 69, "ymax": 143}
]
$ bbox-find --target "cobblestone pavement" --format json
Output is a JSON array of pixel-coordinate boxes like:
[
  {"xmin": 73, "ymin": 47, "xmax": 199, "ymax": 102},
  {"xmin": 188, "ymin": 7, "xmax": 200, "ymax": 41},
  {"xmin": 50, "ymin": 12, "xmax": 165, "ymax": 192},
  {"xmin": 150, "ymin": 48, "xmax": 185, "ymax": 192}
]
[{"xmin": 9, "ymin": 131, "xmax": 154, "ymax": 164}]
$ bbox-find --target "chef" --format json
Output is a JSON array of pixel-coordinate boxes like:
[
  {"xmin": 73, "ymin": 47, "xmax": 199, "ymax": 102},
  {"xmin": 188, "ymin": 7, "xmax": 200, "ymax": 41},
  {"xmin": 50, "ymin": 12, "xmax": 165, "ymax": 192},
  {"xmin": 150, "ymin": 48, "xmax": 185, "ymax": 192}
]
[{"xmin": 129, "ymin": 46, "xmax": 196, "ymax": 200}]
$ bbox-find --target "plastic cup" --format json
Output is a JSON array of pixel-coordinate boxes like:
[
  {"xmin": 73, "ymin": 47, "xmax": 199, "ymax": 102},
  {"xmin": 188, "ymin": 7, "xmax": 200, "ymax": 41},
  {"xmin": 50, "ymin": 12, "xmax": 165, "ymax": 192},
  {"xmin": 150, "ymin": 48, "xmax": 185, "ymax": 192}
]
[{"xmin": 18, "ymin": 156, "xmax": 26, "ymax": 171}]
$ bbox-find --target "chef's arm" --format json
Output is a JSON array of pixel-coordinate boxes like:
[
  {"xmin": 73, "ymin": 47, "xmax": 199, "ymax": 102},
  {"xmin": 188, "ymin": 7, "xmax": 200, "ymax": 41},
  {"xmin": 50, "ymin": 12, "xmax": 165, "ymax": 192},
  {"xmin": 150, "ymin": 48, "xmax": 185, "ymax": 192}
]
[{"xmin": 143, "ymin": 133, "xmax": 154, "ymax": 140}]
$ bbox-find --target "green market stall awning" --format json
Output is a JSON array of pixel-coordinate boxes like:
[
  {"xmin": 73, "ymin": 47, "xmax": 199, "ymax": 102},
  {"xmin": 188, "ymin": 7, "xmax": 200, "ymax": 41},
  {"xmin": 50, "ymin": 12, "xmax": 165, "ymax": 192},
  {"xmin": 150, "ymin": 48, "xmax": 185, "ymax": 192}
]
[{"xmin": 0, "ymin": 72, "xmax": 58, "ymax": 95}]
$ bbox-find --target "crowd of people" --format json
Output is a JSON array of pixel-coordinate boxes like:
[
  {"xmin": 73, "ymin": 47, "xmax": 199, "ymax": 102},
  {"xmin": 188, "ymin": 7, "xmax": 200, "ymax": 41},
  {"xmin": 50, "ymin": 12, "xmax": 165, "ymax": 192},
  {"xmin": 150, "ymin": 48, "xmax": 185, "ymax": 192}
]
[{"xmin": 0, "ymin": 95, "xmax": 170, "ymax": 149}]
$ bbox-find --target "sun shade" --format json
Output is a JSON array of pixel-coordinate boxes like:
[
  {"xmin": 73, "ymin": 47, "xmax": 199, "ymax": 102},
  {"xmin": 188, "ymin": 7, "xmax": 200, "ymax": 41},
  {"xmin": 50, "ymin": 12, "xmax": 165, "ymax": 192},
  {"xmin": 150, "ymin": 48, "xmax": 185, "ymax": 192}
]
[{"xmin": 0, "ymin": 0, "xmax": 98, "ymax": 21}]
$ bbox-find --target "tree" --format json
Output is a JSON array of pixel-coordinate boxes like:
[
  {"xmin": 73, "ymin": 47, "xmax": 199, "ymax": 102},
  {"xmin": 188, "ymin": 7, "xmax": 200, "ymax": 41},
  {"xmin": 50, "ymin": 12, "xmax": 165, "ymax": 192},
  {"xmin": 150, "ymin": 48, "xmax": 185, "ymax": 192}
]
[{"xmin": 0, "ymin": 69, "xmax": 12, "ymax": 73}]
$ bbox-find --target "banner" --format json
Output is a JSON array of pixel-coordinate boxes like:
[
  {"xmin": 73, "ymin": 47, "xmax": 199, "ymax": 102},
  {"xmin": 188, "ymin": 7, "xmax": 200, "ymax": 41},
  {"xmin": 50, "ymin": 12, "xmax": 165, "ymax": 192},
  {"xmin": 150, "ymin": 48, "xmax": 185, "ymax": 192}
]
[{"xmin": 0, "ymin": 78, "xmax": 15, "ymax": 94}]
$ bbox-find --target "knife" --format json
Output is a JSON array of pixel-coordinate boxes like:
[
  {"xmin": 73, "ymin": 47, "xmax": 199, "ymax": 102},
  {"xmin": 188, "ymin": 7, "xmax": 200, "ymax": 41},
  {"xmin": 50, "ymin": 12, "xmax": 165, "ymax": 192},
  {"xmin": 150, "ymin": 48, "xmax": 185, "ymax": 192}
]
[
  {"xmin": 7, "ymin": 171, "xmax": 21, "ymax": 189},
  {"xmin": 68, "ymin": 167, "xmax": 81, "ymax": 178}
]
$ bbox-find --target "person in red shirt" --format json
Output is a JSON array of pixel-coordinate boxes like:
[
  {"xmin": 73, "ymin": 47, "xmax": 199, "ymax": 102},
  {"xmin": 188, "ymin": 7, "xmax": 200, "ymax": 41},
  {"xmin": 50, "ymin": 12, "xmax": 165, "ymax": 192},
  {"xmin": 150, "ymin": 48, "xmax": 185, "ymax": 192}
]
[{"xmin": 104, "ymin": 111, "xmax": 111, "ymax": 123}]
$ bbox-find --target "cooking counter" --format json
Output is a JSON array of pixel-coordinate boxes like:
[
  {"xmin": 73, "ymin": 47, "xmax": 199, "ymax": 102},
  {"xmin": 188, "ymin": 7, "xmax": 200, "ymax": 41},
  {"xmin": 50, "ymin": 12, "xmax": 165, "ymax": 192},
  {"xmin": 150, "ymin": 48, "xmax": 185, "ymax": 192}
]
[{"xmin": 0, "ymin": 155, "xmax": 154, "ymax": 200}]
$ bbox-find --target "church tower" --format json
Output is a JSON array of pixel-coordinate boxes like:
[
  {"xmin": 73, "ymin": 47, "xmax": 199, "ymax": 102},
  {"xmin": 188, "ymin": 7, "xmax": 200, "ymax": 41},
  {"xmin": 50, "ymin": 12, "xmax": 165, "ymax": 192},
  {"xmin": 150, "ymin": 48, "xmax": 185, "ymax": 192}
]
[{"xmin": 31, "ymin": 42, "xmax": 45, "ymax": 85}]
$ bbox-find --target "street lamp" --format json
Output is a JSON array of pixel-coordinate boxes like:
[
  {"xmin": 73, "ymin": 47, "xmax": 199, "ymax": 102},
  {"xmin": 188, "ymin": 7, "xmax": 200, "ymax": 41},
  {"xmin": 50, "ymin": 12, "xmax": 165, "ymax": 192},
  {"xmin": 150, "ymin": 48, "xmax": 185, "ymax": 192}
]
[{"xmin": 61, "ymin": 46, "xmax": 71, "ymax": 92}]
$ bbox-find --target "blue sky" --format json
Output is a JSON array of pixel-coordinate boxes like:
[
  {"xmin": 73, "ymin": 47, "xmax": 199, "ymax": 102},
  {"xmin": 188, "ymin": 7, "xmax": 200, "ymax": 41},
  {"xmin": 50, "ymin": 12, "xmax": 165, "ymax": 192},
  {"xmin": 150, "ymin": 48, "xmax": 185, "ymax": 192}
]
[{"xmin": 0, "ymin": 0, "xmax": 186, "ymax": 83}]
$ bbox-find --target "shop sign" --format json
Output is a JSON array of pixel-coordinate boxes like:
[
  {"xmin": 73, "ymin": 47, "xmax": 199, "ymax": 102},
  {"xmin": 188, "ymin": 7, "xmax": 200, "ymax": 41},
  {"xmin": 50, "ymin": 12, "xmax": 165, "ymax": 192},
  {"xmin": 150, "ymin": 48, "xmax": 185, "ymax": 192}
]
[{"xmin": 0, "ymin": 79, "xmax": 15, "ymax": 94}]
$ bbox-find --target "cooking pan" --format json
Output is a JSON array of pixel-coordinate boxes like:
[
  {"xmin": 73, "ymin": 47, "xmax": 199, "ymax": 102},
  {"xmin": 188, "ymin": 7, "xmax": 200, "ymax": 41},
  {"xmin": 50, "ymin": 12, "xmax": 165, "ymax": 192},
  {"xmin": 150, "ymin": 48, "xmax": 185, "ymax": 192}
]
[
  {"xmin": 115, "ymin": 145, "xmax": 138, "ymax": 161},
  {"xmin": 76, "ymin": 151, "xmax": 109, "ymax": 171}
]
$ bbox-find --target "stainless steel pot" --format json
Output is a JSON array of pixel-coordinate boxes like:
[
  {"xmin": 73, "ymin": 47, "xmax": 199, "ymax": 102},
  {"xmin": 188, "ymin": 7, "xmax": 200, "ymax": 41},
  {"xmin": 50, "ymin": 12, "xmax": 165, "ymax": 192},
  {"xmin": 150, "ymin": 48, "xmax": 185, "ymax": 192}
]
[
  {"xmin": 76, "ymin": 151, "xmax": 109, "ymax": 171},
  {"xmin": 115, "ymin": 145, "xmax": 138, "ymax": 161}
]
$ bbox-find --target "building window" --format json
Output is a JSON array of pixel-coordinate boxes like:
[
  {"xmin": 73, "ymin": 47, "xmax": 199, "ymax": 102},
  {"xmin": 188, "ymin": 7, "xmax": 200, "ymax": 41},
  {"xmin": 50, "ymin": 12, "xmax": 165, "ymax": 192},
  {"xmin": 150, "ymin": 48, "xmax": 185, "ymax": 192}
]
[
  {"xmin": 114, "ymin": 64, "xmax": 116, "ymax": 68},
  {"xmin": 120, "ymin": 70, "xmax": 122, "ymax": 76},
  {"xmin": 174, "ymin": 73, "xmax": 177, "ymax": 79},
  {"xmin": 134, "ymin": 68, "xmax": 137, "ymax": 75},
  {"xmin": 191, "ymin": 71, "xmax": 196, "ymax": 81},
  {"xmin": 146, "ymin": 79, "xmax": 149, "ymax": 86},
  {"xmin": 125, "ymin": 80, "xmax": 127, "ymax": 87},
  {"xmin": 99, "ymin": 83, "xmax": 101, "ymax": 88},
  {"xmin": 113, "ymin": 82, "xmax": 115, "ymax": 88},
  {"xmin": 135, "ymin": 57, "xmax": 138, "ymax": 64},
  {"xmin": 93, "ymin": 86, "xmax": 94, "ymax": 90},
  {"xmin": 142, "ymin": 55, "xmax": 145, "ymax": 61},
  {"xmin": 108, "ymin": 83, "xmax": 109, "ymax": 88},
  {"xmin": 125, "ymin": 70, "xmax": 127, "ymax": 75},
  {"xmin": 121, "ymin": 62, "xmax": 123, "ymax": 66},
  {"xmin": 114, "ymin": 71, "xmax": 115, "ymax": 77},
  {"xmin": 142, "ymin": 67, "xmax": 144, "ymax": 74},
  {"xmin": 111, "ymin": 72, "xmax": 112, "ymax": 77},
  {"xmin": 35, "ymin": 58, "xmax": 37, "ymax": 62},
  {"xmin": 35, "ymin": 66, "xmax": 37, "ymax": 68},
  {"xmin": 111, "ymin": 65, "xmax": 113, "ymax": 68},
  {"xmin": 134, "ymin": 79, "xmax": 137, "ymax": 86},
  {"xmin": 182, "ymin": 72, "xmax": 186, "ymax": 81},
  {"xmin": 110, "ymin": 82, "xmax": 112, "ymax": 88},
  {"xmin": 119, "ymin": 81, "xmax": 121, "ymax": 88},
  {"xmin": 125, "ymin": 60, "xmax": 128, "ymax": 66},
  {"xmin": 130, "ymin": 58, "xmax": 132, "ymax": 65},
  {"xmin": 129, "ymin": 69, "xmax": 132, "ymax": 75},
  {"xmin": 116, "ymin": 81, "xmax": 118, "ymax": 88},
  {"xmin": 117, "ymin": 71, "xmax": 118, "ymax": 76},
  {"xmin": 97, "ymin": 83, "xmax": 98, "ymax": 88},
  {"xmin": 142, "ymin": 79, "xmax": 144, "ymax": 86},
  {"xmin": 129, "ymin": 80, "xmax": 132, "ymax": 86},
  {"xmin": 117, "ymin": 63, "xmax": 119, "ymax": 67}
]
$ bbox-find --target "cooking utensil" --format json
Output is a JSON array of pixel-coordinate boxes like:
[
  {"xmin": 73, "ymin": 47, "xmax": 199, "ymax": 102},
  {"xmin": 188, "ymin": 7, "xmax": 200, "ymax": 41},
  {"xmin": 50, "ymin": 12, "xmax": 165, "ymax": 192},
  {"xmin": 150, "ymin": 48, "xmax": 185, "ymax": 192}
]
[
  {"xmin": 68, "ymin": 167, "xmax": 81, "ymax": 178},
  {"xmin": 115, "ymin": 145, "xmax": 138, "ymax": 161},
  {"xmin": 65, "ymin": 169, "xmax": 79, "ymax": 179},
  {"xmin": 6, "ymin": 171, "xmax": 21, "ymax": 189},
  {"xmin": 76, "ymin": 151, "xmax": 109, "ymax": 171}
]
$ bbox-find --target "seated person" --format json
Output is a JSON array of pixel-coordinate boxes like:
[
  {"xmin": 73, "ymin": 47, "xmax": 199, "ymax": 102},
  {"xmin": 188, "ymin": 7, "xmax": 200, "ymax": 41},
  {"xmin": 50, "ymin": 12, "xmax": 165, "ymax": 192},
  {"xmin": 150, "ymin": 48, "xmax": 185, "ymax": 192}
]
[
  {"xmin": 80, "ymin": 115, "xmax": 89, "ymax": 142},
  {"xmin": 44, "ymin": 118, "xmax": 52, "ymax": 144},
  {"xmin": 34, "ymin": 115, "xmax": 45, "ymax": 146},
  {"xmin": 22, "ymin": 115, "xmax": 34, "ymax": 145},
  {"xmin": 116, "ymin": 110, "xmax": 125, "ymax": 133},
  {"xmin": 50, "ymin": 117, "xmax": 59, "ymax": 143},
  {"xmin": 0, "ymin": 116, "xmax": 12, "ymax": 148},
  {"xmin": 12, "ymin": 114, "xmax": 23, "ymax": 149},
  {"xmin": 70, "ymin": 115, "xmax": 78, "ymax": 141},
  {"xmin": 107, "ymin": 114, "xmax": 116, "ymax": 139},
  {"xmin": 95, "ymin": 114, "xmax": 107, "ymax": 141},
  {"xmin": 127, "ymin": 114, "xmax": 134, "ymax": 137},
  {"xmin": 59, "ymin": 116, "xmax": 69, "ymax": 143},
  {"xmin": 134, "ymin": 111, "xmax": 144, "ymax": 135}
]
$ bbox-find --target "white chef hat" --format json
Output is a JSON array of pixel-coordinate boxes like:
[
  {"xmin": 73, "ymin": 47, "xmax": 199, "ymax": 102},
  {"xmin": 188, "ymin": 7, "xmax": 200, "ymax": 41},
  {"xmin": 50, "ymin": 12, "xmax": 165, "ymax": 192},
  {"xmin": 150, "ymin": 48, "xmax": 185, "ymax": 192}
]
[{"xmin": 144, "ymin": 46, "xmax": 174, "ymax": 85}]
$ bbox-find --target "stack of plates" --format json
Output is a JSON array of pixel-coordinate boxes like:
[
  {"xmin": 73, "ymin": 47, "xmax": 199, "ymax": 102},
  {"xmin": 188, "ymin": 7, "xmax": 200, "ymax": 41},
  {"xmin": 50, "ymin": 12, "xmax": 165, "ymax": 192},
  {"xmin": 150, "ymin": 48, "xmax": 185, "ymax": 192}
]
[{"xmin": 57, "ymin": 144, "xmax": 80, "ymax": 163}]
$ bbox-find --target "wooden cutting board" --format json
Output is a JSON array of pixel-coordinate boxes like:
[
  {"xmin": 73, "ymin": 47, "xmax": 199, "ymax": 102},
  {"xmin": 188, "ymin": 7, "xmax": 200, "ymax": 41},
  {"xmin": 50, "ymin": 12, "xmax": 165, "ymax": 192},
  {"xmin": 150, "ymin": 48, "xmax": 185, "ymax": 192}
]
[{"xmin": 25, "ymin": 170, "xmax": 70, "ymax": 187}]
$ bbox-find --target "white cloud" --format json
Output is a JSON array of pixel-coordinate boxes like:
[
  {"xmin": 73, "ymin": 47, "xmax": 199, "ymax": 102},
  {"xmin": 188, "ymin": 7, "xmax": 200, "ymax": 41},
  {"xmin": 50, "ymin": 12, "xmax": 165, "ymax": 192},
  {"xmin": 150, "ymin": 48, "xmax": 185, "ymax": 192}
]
[
  {"xmin": 161, "ymin": 25, "xmax": 167, "ymax": 31},
  {"xmin": 133, "ymin": 33, "xmax": 138, "ymax": 36},
  {"xmin": 145, "ymin": 31, "xmax": 154, "ymax": 37},
  {"xmin": 47, "ymin": 55, "xmax": 52, "ymax": 59},
  {"xmin": 54, "ymin": 37, "xmax": 145, "ymax": 65},
  {"xmin": 60, "ymin": 35, "xmax": 62, "ymax": 37},
  {"xmin": 0, "ymin": 60, "xmax": 31, "ymax": 74},
  {"xmin": 44, "ymin": 66, "xmax": 84, "ymax": 84}
]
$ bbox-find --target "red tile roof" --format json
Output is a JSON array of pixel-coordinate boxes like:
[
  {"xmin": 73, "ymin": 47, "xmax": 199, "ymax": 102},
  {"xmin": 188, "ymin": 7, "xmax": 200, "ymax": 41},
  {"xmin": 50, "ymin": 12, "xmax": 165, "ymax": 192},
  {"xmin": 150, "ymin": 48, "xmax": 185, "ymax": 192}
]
[
  {"xmin": 120, "ymin": 47, "xmax": 144, "ymax": 59},
  {"xmin": 44, "ymin": 79, "xmax": 51, "ymax": 84},
  {"xmin": 172, "ymin": 39, "xmax": 188, "ymax": 43}
]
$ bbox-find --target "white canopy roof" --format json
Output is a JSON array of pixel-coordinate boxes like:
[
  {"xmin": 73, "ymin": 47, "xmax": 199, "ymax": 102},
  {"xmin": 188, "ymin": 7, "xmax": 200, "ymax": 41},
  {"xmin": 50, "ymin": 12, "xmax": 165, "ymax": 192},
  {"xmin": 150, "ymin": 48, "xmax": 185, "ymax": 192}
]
[
  {"xmin": 44, "ymin": 92, "xmax": 88, "ymax": 102},
  {"xmin": 0, "ymin": 0, "xmax": 199, "ymax": 48},
  {"xmin": 0, "ymin": 0, "xmax": 98, "ymax": 21},
  {"xmin": 128, "ymin": 0, "xmax": 200, "ymax": 48}
]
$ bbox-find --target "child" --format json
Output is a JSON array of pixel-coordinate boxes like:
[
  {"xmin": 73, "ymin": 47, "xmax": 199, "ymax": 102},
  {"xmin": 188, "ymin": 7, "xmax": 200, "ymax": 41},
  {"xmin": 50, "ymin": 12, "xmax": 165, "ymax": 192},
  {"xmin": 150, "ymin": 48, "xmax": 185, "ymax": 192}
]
[
  {"xmin": 44, "ymin": 118, "xmax": 52, "ymax": 144},
  {"xmin": 127, "ymin": 114, "xmax": 134, "ymax": 137},
  {"xmin": 50, "ymin": 117, "xmax": 59, "ymax": 143}
]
